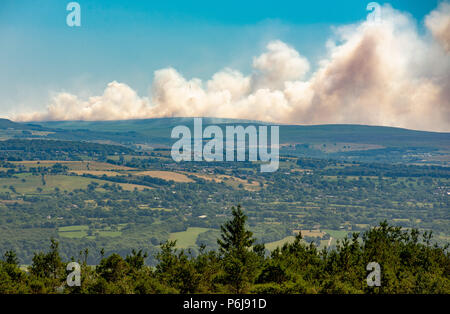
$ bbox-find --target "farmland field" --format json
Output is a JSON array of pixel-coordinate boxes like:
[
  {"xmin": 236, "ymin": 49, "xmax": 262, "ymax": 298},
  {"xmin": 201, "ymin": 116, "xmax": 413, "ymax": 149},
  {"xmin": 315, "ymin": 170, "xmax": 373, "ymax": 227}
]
[
  {"xmin": 265, "ymin": 236, "xmax": 296, "ymax": 251},
  {"xmin": 169, "ymin": 227, "xmax": 214, "ymax": 249}
]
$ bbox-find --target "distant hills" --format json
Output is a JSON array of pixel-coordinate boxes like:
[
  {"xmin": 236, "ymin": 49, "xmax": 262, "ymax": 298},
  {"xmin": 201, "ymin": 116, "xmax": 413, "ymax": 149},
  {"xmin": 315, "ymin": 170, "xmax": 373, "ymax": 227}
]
[
  {"xmin": 0, "ymin": 118, "xmax": 448, "ymax": 164},
  {"xmin": 0, "ymin": 118, "xmax": 47, "ymax": 131}
]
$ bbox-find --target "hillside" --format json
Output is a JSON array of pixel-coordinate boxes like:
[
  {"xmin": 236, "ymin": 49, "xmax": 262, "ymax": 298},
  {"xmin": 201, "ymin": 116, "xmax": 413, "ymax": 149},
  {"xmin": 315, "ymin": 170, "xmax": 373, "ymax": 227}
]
[
  {"xmin": 0, "ymin": 117, "xmax": 446, "ymax": 165},
  {"xmin": 2, "ymin": 117, "xmax": 446, "ymax": 147}
]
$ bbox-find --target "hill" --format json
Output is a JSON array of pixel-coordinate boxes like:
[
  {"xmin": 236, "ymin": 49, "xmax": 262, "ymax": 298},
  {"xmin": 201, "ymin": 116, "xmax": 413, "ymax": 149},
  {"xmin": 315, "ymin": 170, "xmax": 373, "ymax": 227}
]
[
  {"xmin": 18, "ymin": 118, "xmax": 450, "ymax": 146},
  {"xmin": 0, "ymin": 118, "xmax": 448, "ymax": 164}
]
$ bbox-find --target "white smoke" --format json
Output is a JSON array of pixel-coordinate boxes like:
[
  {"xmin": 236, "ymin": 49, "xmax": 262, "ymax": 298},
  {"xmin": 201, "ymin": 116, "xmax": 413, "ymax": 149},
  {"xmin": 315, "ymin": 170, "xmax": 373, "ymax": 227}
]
[
  {"xmin": 426, "ymin": 1, "xmax": 450, "ymax": 53},
  {"xmin": 20, "ymin": 81, "xmax": 152, "ymax": 121},
  {"xmin": 14, "ymin": 3, "xmax": 450, "ymax": 132},
  {"xmin": 251, "ymin": 40, "xmax": 310, "ymax": 90}
]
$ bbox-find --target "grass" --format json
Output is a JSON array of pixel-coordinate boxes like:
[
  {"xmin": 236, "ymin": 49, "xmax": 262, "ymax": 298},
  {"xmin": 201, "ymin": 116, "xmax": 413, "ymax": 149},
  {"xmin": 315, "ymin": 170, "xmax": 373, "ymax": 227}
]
[
  {"xmin": 59, "ymin": 225, "xmax": 89, "ymax": 238},
  {"xmin": 168, "ymin": 227, "xmax": 212, "ymax": 249},
  {"xmin": 59, "ymin": 231, "xmax": 87, "ymax": 238},
  {"xmin": 116, "ymin": 182, "xmax": 153, "ymax": 191},
  {"xmin": 0, "ymin": 174, "xmax": 106, "ymax": 194},
  {"xmin": 0, "ymin": 173, "xmax": 151, "ymax": 194},
  {"xmin": 58, "ymin": 225, "xmax": 89, "ymax": 232},
  {"xmin": 265, "ymin": 236, "xmax": 296, "ymax": 251},
  {"xmin": 323, "ymin": 229, "xmax": 350, "ymax": 239},
  {"xmin": 321, "ymin": 229, "xmax": 351, "ymax": 247}
]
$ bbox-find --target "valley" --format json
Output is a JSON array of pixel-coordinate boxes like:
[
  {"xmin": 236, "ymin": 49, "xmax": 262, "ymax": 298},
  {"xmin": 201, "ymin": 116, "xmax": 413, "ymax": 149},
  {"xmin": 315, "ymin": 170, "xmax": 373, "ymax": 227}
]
[{"xmin": 0, "ymin": 118, "xmax": 448, "ymax": 265}]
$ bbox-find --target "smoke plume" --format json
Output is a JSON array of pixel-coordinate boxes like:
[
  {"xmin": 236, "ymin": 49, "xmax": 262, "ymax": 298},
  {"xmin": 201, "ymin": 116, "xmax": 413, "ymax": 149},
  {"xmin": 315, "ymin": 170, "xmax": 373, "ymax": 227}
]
[{"xmin": 14, "ymin": 3, "xmax": 450, "ymax": 132}]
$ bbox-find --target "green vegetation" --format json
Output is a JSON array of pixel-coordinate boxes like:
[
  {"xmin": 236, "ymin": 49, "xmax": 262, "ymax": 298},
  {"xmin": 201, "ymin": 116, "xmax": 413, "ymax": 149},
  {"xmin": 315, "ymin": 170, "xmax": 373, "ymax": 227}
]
[
  {"xmin": 0, "ymin": 208, "xmax": 448, "ymax": 294},
  {"xmin": 59, "ymin": 226, "xmax": 88, "ymax": 238},
  {"xmin": 0, "ymin": 119, "xmax": 448, "ymax": 294},
  {"xmin": 169, "ymin": 227, "xmax": 213, "ymax": 249},
  {"xmin": 265, "ymin": 236, "xmax": 296, "ymax": 251},
  {"xmin": 0, "ymin": 136, "xmax": 448, "ymax": 265},
  {"xmin": 58, "ymin": 225, "xmax": 122, "ymax": 239},
  {"xmin": 0, "ymin": 174, "xmax": 109, "ymax": 194}
]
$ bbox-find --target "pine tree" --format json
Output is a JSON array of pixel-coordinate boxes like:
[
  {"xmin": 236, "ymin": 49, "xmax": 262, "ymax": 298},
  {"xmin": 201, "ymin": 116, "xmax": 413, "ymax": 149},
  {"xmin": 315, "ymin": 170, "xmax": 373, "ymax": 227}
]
[
  {"xmin": 217, "ymin": 205, "xmax": 259, "ymax": 293},
  {"xmin": 217, "ymin": 205, "xmax": 255, "ymax": 255}
]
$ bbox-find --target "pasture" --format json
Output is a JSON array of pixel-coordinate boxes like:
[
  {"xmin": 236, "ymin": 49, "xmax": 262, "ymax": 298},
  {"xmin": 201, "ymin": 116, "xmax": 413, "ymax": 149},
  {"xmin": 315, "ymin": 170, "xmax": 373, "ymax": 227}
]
[{"xmin": 168, "ymin": 227, "xmax": 212, "ymax": 249}]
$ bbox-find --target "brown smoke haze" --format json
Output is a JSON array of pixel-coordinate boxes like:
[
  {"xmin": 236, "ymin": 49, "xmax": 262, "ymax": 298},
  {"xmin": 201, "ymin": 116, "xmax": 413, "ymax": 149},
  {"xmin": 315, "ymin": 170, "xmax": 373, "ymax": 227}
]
[{"xmin": 13, "ymin": 3, "xmax": 450, "ymax": 132}]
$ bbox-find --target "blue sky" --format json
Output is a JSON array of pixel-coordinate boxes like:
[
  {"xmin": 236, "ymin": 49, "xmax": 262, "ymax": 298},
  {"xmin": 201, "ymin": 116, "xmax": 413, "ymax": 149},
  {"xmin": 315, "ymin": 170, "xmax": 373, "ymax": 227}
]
[{"xmin": 0, "ymin": 0, "xmax": 442, "ymax": 116}]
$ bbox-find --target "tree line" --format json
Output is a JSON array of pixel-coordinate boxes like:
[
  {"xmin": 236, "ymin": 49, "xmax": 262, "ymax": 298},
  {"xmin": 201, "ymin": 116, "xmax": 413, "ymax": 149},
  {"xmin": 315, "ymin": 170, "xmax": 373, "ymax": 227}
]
[{"xmin": 0, "ymin": 205, "xmax": 449, "ymax": 294}]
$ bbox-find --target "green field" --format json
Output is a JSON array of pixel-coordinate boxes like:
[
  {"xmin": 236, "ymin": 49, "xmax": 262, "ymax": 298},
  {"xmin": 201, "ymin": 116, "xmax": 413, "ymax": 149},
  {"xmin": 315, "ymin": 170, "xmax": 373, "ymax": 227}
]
[
  {"xmin": 0, "ymin": 173, "xmax": 151, "ymax": 194},
  {"xmin": 59, "ymin": 225, "xmax": 88, "ymax": 232},
  {"xmin": 0, "ymin": 174, "xmax": 108, "ymax": 194},
  {"xmin": 323, "ymin": 229, "xmax": 350, "ymax": 239},
  {"xmin": 265, "ymin": 236, "xmax": 296, "ymax": 251},
  {"xmin": 169, "ymin": 227, "xmax": 213, "ymax": 249}
]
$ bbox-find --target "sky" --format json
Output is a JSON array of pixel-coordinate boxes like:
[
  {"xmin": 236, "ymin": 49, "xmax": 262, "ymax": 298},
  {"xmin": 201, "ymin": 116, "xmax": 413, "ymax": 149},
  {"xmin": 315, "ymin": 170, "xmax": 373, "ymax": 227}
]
[{"xmin": 0, "ymin": 0, "xmax": 449, "ymax": 131}]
